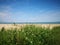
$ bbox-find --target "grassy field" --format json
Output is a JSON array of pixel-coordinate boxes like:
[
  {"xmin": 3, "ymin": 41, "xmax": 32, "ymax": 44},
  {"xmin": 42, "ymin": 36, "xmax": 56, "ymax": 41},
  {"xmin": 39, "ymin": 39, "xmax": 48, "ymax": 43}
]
[{"xmin": 0, "ymin": 24, "xmax": 60, "ymax": 45}]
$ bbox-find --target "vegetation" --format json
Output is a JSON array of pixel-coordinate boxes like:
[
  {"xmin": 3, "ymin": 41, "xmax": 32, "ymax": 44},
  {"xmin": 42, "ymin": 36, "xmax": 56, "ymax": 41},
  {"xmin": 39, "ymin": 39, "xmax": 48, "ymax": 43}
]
[{"xmin": 0, "ymin": 25, "xmax": 60, "ymax": 45}]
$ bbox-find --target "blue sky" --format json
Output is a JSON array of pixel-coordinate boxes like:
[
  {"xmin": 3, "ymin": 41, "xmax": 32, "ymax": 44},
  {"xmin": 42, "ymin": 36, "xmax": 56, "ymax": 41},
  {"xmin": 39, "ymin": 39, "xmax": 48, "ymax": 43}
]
[{"xmin": 0, "ymin": 0, "xmax": 60, "ymax": 22}]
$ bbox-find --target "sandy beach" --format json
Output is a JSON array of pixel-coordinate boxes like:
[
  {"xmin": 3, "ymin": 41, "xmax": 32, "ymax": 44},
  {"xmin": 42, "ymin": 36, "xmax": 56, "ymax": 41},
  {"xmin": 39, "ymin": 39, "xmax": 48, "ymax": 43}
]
[{"xmin": 0, "ymin": 24, "xmax": 60, "ymax": 30}]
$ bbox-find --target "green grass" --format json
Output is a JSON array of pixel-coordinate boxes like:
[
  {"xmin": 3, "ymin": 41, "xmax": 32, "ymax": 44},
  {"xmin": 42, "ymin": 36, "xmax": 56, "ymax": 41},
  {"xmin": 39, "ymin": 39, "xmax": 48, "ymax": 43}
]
[{"xmin": 0, "ymin": 25, "xmax": 60, "ymax": 45}]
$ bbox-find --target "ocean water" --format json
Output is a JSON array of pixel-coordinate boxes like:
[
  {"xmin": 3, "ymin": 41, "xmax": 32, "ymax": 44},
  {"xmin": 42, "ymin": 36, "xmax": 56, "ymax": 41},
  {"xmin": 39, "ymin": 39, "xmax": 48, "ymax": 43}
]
[{"xmin": 0, "ymin": 22, "xmax": 60, "ymax": 24}]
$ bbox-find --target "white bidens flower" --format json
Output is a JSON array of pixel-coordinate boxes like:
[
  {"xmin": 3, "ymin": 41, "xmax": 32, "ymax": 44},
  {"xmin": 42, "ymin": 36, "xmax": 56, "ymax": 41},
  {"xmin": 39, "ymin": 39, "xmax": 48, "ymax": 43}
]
[{"xmin": 25, "ymin": 37, "xmax": 28, "ymax": 40}]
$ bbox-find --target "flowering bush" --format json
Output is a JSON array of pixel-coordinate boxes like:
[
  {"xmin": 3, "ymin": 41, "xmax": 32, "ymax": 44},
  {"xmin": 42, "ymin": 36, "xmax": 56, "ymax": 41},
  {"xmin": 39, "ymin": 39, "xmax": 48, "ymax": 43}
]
[{"xmin": 0, "ymin": 25, "xmax": 60, "ymax": 45}]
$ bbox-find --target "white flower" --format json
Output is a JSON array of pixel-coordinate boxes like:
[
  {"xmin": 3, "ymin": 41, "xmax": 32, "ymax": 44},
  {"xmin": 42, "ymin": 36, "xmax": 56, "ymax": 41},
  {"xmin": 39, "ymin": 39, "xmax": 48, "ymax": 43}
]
[
  {"xmin": 25, "ymin": 37, "xmax": 28, "ymax": 40},
  {"xmin": 30, "ymin": 41, "xmax": 33, "ymax": 43},
  {"xmin": 32, "ymin": 34, "xmax": 34, "ymax": 35}
]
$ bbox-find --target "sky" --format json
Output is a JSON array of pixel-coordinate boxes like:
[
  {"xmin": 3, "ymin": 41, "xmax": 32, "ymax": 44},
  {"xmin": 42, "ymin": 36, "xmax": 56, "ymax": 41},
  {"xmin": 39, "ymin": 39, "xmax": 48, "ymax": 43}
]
[{"xmin": 0, "ymin": 0, "xmax": 60, "ymax": 22}]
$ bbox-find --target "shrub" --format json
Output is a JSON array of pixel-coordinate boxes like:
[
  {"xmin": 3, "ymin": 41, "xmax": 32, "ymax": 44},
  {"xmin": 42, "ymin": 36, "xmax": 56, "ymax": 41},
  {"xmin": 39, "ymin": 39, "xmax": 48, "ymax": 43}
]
[{"xmin": 0, "ymin": 25, "xmax": 60, "ymax": 45}]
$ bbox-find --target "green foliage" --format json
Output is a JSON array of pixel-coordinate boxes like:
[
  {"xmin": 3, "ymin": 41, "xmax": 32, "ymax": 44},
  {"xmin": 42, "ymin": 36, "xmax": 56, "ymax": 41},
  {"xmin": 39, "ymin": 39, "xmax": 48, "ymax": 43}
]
[
  {"xmin": 0, "ymin": 25, "xmax": 60, "ymax": 45},
  {"xmin": 51, "ymin": 26, "xmax": 60, "ymax": 45}
]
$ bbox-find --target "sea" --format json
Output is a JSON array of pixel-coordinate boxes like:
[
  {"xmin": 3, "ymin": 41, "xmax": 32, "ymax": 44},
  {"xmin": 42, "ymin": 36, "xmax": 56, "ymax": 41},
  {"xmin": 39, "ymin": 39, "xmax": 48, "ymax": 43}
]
[{"xmin": 0, "ymin": 22, "xmax": 60, "ymax": 24}]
